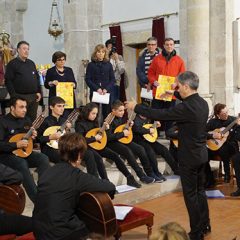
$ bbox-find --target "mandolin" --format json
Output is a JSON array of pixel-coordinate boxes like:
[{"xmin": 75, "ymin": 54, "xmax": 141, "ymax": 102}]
[
  {"xmin": 43, "ymin": 109, "xmax": 79, "ymax": 149},
  {"xmin": 143, "ymin": 121, "xmax": 158, "ymax": 142},
  {"xmin": 207, "ymin": 117, "xmax": 239, "ymax": 151},
  {"xmin": 77, "ymin": 192, "xmax": 117, "ymax": 238},
  {"xmin": 0, "ymin": 184, "xmax": 26, "ymax": 214},
  {"xmin": 9, "ymin": 110, "xmax": 46, "ymax": 158},
  {"xmin": 114, "ymin": 111, "xmax": 136, "ymax": 144},
  {"xmin": 86, "ymin": 113, "xmax": 115, "ymax": 151}
]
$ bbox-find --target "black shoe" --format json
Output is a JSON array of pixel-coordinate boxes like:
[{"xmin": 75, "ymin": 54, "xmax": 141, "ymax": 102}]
[
  {"xmin": 127, "ymin": 175, "xmax": 141, "ymax": 188},
  {"xmin": 230, "ymin": 188, "xmax": 240, "ymax": 197},
  {"xmin": 149, "ymin": 173, "xmax": 166, "ymax": 183},
  {"xmin": 140, "ymin": 175, "xmax": 155, "ymax": 184},
  {"xmin": 202, "ymin": 224, "xmax": 211, "ymax": 235},
  {"xmin": 224, "ymin": 174, "xmax": 230, "ymax": 183}
]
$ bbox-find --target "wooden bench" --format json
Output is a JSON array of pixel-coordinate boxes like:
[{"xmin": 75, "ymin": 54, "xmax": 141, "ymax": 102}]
[{"xmin": 114, "ymin": 204, "xmax": 154, "ymax": 239}]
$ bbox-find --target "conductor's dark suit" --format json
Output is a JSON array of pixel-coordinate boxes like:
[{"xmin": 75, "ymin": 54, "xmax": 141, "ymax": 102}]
[{"xmin": 134, "ymin": 93, "xmax": 209, "ymax": 240}]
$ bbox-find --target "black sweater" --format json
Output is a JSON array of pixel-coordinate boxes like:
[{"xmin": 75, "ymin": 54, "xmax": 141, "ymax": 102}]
[
  {"xmin": 0, "ymin": 113, "xmax": 32, "ymax": 154},
  {"xmin": 5, "ymin": 57, "xmax": 41, "ymax": 96}
]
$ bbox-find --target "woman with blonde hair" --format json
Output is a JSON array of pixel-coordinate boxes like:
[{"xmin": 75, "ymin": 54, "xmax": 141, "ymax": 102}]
[
  {"xmin": 85, "ymin": 44, "xmax": 115, "ymax": 119},
  {"xmin": 150, "ymin": 222, "xmax": 190, "ymax": 240}
]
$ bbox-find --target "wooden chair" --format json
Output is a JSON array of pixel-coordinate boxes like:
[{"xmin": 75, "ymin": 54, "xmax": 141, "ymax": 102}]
[{"xmin": 114, "ymin": 204, "xmax": 154, "ymax": 240}]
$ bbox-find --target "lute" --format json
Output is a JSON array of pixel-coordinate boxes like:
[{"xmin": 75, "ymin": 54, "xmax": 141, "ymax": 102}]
[
  {"xmin": 9, "ymin": 110, "xmax": 46, "ymax": 158},
  {"xmin": 43, "ymin": 109, "xmax": 80, "ymax": 149}
]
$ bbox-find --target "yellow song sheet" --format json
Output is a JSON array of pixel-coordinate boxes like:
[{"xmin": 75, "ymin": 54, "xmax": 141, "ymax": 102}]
[
  {"xmin": 56, "ymin": 82, "xmax": 74, "ymax": 109},
  {"xmin": 155, "ymin": 75, "xmax": 175, "ymax": 101}
]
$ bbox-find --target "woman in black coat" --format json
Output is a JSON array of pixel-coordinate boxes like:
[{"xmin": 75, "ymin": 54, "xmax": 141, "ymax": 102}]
[
  {"xmin": 44, "ymin": 51, "xmax": 77, "ymax": 117},
  {"xmin": 85, "ymin": 44, "xmax": 115, "ymax": 119}
]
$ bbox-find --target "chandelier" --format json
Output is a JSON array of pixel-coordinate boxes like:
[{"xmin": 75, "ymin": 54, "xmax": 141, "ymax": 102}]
[{"xmin": 48, "ymin": 0, "xmax": 63, "ymax": 39}]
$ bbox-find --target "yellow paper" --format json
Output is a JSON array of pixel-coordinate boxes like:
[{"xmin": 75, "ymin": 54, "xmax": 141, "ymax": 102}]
[
  {"xmin": 56, "ymin": 82, "xmax": 74, "ymax": 109},
  {"xmin": 155, "ymin": 75, "xmax": 175, "ymax": 101}
]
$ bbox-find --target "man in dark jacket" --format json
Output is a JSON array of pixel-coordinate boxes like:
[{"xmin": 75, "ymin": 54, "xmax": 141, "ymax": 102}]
[{"xmin": 126, "ymin": 71, "xmax": 210, "ymax": 240}]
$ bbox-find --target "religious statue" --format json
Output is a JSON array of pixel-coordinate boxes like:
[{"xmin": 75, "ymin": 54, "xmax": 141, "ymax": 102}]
[{"xmin": 0, "ymin": 32, "xmax": 16, "ymax": 86}]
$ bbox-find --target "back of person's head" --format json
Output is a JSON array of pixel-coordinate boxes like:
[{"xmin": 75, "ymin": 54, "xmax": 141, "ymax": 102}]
[
  {"xmin": 213, "ymin": 103, "xmax": 226, "ymax": 118},
  {"xmin": 52, "ymin": 51, "xmax": 66, "ymax": 63},
  {"xmin": 111, "ymin": 100, "xmax": 124, "ymax": 111},
  {"xmin": 177, "ymin": 71, "xmax": 199, "ymax": 90},
  {"xmin": 78, "ymin": 102, "xmax": 98, "ymax": 121},
  {"xmin": 49, "ymin": 96, "xmax": 65, "ymax": 107},
  {"xmin": 58, "ymin": 133, "xmax": 87, "ymax": 163},
  {"xmin": 9, "ymin": 95, "xmax": 27, "ymax": 107},
  {"xmin": 150, "ymin": 222, "xmax": 189, "ymax": 240}
]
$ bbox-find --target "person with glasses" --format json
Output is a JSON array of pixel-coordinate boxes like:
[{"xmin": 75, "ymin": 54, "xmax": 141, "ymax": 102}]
[
  {"xmin": 206, "ymin": 103, "xmax": 240, "ymax": 184},
  {"xmin": 44, "ymin": 51, "xmax": 77, "ymax": 117},
  {"xmin": 136, "ymin": 37, "xmax": 160, "ymax": 105}
]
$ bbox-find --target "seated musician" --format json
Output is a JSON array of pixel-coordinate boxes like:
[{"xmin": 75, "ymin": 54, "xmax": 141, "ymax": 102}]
[
  {"xmin": 33, "ymin": 133, "xmax": 116, "ymax": 240},
  {"xmin": 132, "ymin": 114, "xmax": 179, "ymax": 179},
  {"xmin": 0, "ymin": 96, "xmax": 50, "ymax": 203},
  {"xmin": 75, "ymin": 102, "xmax": 141, "ymax": 188},
  {"xmin": 106, "ymin": 100, "xmax": 156, "ymax": 184},
  {"xmin": 0, "ymin": 163, "xmax": 32, "ymax": 236},
  {"xmin": 206, "ymin": 103, "xmax": 240, "ymax": 183}
]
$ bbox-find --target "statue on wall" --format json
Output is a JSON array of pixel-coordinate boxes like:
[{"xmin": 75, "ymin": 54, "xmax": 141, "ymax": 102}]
[{"xmin": 0, "ymin": 32, "xmax": 16, "ymax": 97}]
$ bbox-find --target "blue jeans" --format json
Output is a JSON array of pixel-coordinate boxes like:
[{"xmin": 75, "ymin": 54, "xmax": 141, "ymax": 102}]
[{"xmin": 0, "ymin": 151, "xmax": 49, "ymax": 202}]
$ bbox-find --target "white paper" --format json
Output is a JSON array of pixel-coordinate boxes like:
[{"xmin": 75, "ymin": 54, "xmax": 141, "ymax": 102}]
[
  {"xmin": 116, "ymin": 184, "xmax": 137, "ymax": 193},
  {"xmin": 205, "ymin": 190, "xmax": 224, "ymax": 198},
  {"xmin": 92, "ymin": 91, "xmax": 110, "ymax": 104},
  {"xmin": 114, "ymin": 206, "xmax": 133, "ymax": 220},
  {"xmin": 140, "ymin": 88, "xmax": 153, "ymax": 100}
]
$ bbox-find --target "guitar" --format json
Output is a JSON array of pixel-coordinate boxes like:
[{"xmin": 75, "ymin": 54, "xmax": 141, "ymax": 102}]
[
  {"xmin": 9, "ymin": 111, "xmax": 46, "ymax": 158},
  {"xmin": 207, "ymin": 117, "xmax": 239, "ymax": 151},
  {"xmin": 143, "ymin": 121, "xmax": 158, "ymax": 142},
  {"xmin": 114, "ymin": 111, "xmax": 136, "ymax": 144},
  {"xmin": 86, "ymin": 113, "xmax": 115, "ymax": 151},
  {"xmin": 43, "ymin": 109, "xmax": 80, "ymax": 149},
  {"xmin": 0, "ymin": 185, "xmax": 26, "ymax": 214},
  {"xmin": 77, "ymin": 192, "xmax": 117, "ymax": 238}
]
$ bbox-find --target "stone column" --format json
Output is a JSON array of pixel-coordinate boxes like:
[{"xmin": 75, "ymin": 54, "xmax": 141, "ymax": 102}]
[
  {"xmin": 209, "ymin": 0, "xmax": 234, "ymax": 112},
  {"xmin": 63, "ymin": 0, "xmax": 103, "ymax": 106},
  {"xmin": 180, "ymin": 0, "xmax": 210, "ymax": 101},
  {"xmin": 0, "ymin": 0, "xmax": 27, "ymax": 45}
]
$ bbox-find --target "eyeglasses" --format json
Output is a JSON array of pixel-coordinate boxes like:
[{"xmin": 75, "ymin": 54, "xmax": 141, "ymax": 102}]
[{"xmin": 56, "ymin": 58, "xmax": 65, "ymax": 62}]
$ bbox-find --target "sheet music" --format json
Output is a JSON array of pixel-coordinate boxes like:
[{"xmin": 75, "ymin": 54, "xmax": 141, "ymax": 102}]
[
  {"xmin": 116, "ymin": 184, "xmax": 137, "ymax": 193},
  {"xmin": 114, "ymin": 206, "xmax": 133, "ymax": 220},
  {"xmin": 92, "ymin": 91, "xmax": 110, "ymax": 104},
  {"xmin": 140, "ymin": 88, "xmax": 153, "ymax": 100}
]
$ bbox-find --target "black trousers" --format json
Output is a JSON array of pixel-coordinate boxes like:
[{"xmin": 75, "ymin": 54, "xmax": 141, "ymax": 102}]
[
  {"xmin": 136, "ymin": 140, "xmax": 178, "ymax": 174},
  {"xmin": 208, "ymin": 142, "xmax": 237, "ymax": 176},
  {"xmin": 17, "ymin": 93, "xmax": 39, "ymax": 122},
  {"xmin": 152, "ymin": 99, "xmax": 175, "ymax": 131},
  {"xmin": 232, "ymin": 152, "xmax": 240, "ymax": 188},
  {"xmin": 107, "ymin": 141, "xmax": 152, "ymax": 178},
  {"xmin": 87, "ymin": 149, "xmax": 108, "ymax": 180},
  {"xmin": 0, "ymin": 212, "xmax": 32, "ymax": 235},
  {"xmin": 97, "ymin": 147, "xmax": 131, "ymax": 177},
  {"xmin": 0, "ymin": 152, "xmax": 49, "ymax": 203},
  {"xmin": 41, "ymin": 145, "xmax": 61, "ymax": 164},
  {"xmin": 180, "ymin": 163, "xmax": 209, "ymax": 238}
]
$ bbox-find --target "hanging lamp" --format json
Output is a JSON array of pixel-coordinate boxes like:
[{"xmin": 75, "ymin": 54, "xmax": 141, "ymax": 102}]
[{"xmin": 48, "ymin": 0, "xmax": 63, "ymax": 39}]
